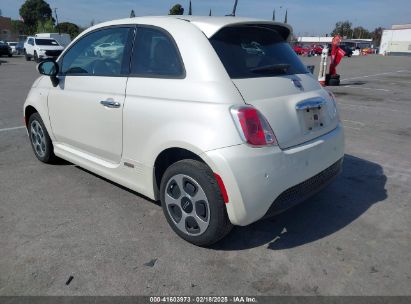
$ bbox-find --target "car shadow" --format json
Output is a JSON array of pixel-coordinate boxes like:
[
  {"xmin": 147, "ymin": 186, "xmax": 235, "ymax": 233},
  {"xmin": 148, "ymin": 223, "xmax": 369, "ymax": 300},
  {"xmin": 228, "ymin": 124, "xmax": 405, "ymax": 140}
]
[
  {"xmin": 212, "ymin": 154, "xmax": 387, "ymax": 251},
  {"xmin": 340, "ymin": 81, "xmax": 367, "ymax": 86}
]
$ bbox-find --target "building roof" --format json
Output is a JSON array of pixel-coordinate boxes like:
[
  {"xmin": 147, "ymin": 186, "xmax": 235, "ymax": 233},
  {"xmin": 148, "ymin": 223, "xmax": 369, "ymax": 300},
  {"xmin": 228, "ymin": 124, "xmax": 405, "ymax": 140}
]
[{"xmin": 392, "ymin": 24, "xmax": 411, "ymax": 30}]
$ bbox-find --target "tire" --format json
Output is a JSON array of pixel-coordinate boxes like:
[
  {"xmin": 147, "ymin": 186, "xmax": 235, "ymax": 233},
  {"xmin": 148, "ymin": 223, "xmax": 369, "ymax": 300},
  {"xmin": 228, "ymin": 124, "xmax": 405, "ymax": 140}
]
[
  {"xmin": 24, "ymin": 50, "xmax": 31, "ymax": 61},
  {"xmin": 8, "ymin": 53, "xmax": 12, "ymax": 57},
  {"xmin": 28, "ymin": 113, "xmax": 56, "ymax": 163},
  {"xmin": 34, "ymin": 51, "xmax": 39, "ymax": 63},
  {"xmin": 160, "ymin": 159, "xmax": 232, "ymax": 246}
]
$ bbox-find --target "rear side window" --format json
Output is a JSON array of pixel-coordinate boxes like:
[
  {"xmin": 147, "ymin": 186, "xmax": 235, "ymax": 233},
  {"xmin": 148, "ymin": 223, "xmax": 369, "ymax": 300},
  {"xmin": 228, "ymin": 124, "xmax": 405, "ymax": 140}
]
[
  {"xmin": 210, "ymin": 26, "xmax": 308, "ymax": 79},
  {"xmin": 131, "ymin": 27, "xmax": 184, "ymax": 78}
]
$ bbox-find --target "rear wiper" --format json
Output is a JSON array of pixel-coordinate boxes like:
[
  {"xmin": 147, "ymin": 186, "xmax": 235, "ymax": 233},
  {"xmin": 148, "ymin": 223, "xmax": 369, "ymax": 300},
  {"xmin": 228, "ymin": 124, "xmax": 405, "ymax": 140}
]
[{"xmin": 250, "ymin": 63, "xmax": 290, "ymax": 74}]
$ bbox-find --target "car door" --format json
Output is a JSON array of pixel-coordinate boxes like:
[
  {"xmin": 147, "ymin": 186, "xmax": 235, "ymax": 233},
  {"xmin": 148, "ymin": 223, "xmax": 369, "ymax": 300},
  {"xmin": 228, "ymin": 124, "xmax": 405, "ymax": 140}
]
[
  {"xmin": 26, "ymin": 38, "xmax": 34, "ymax": 55},
  {"xmin": 48, "ymin": 26, "xmax": 134, "ymax": 164}
]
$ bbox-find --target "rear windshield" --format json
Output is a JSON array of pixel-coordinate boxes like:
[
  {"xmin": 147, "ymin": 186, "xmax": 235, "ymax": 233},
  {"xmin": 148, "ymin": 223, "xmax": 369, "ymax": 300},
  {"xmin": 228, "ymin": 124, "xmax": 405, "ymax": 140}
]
[
  {"xmin": 210, "ymin": 26, "xmax": 308, "ymax": 79},
  {"xmin": 35, "ymin": 39, "xmax": 59, "ymax": 46}
]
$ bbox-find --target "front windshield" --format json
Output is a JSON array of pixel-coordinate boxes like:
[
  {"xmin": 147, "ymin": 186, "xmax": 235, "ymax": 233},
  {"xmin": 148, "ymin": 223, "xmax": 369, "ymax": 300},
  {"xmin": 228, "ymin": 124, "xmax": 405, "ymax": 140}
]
[{"xmin": 35, "ymin": 39, "xmax": 59, "ymax": 46}]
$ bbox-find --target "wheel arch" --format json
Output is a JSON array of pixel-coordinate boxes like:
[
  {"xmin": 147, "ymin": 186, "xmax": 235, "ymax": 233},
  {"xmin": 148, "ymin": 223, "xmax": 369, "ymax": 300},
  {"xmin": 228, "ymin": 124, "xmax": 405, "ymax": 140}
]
[
  {"xmin": 24, "ymin": 105, "xmax": 38, "ymax": 128},
  {"xmin": 153, "ymin": 147, "xmax": 210, "ymax": 201}
]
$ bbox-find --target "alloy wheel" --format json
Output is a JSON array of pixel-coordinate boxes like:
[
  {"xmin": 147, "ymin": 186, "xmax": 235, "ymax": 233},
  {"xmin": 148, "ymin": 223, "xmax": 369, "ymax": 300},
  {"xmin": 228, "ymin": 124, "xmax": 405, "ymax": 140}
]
[
  {"xmin": 30, "ymin": 120, "xmax": 47, "ymax": 158},
  {"xmin": 164, "ymin": 174, "xmax": 210, "ymax": 236}
]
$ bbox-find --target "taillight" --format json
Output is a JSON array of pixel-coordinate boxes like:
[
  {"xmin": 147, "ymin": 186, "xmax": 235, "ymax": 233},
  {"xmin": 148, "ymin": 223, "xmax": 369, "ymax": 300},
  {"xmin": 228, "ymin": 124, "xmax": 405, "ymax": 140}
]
[{"xmin": 230, "ymin": 106, "xmax": 277, "ymax": 147}]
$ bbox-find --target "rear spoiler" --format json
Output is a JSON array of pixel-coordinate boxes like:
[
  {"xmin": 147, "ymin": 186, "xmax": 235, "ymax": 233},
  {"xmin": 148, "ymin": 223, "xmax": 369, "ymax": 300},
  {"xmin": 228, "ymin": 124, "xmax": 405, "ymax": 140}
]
[
  {"xmin": 186, "ymin": 18, "xmax": 293, "ymax": 42},
  {"xmin": 211, "ymin": 22, "xmax": 292, "ymax": 42}
]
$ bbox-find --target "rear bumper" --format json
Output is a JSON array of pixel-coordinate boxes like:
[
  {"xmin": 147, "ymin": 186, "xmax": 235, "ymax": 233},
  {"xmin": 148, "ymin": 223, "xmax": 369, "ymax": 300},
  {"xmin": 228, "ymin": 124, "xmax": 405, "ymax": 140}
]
[
  {"xmin": 203, "ymin": 124, "xmax": 345, "ymax": 226},
  {"xmin": 263, "ymin": 158, "xmax": 342, "ymax": 218}
]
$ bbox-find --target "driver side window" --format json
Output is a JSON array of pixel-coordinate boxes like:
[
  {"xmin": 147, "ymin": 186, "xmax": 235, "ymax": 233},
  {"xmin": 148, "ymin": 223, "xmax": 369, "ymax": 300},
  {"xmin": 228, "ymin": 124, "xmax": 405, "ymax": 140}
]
[{"xmin": 61, "ymin": 27, "xmax": 132, "ymax": 77}]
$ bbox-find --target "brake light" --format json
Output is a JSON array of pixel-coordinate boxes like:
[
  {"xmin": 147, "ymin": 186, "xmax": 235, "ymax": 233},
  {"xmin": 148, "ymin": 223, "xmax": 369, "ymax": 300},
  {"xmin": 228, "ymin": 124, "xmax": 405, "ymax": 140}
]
[{"xmin": 231, "ymin": 106, "xmax": 277, "ymax": 147}]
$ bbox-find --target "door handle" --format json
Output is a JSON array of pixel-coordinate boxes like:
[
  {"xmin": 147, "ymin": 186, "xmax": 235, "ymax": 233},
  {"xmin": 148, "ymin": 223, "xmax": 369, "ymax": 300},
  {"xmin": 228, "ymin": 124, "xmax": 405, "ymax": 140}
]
[{"xmin": 100, "ymin": 100, "xmax": 121, "ymax": 108}]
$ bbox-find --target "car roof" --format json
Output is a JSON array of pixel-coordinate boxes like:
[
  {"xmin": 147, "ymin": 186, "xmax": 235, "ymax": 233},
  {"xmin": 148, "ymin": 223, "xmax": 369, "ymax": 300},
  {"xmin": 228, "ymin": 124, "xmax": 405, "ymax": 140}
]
[{"xmin": 88, "ymin": 16, "xmax": 292, "ymax": 39}]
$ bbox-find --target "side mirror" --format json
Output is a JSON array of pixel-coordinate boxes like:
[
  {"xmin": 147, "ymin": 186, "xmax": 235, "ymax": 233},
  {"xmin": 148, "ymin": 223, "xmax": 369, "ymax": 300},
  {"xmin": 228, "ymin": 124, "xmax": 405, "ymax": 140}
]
[{"xmin": 38, "ymin": 59, "xmax": 59, "ymax": 87}]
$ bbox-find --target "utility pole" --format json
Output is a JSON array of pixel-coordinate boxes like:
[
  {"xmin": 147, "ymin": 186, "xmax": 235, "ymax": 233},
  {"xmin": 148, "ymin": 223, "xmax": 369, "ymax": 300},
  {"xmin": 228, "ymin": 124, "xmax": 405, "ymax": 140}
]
[
  {"xmin": 54, "ymin": 8, "xmax": 60, "ymax": 34},
  {"xmin": 272, "ymin": 9, "xmax": 275, "ymax": 21}
]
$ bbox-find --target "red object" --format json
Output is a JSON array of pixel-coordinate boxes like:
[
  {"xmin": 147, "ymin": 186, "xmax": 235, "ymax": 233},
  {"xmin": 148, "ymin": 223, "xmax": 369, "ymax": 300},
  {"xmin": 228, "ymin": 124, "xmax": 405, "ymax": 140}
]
[
  {"xmin": 311, "ymin": 45, "xmax": 323, "ymax": 55},
  {"xmin": 235, "ymin": 107, "xmax": 276, "ymax": 146},
  {"xmin": 293, "ymin": 45, "xmax": 309, "ymax": 55},
  {"xmin": 214, "ymin": 173, "xmax": 229, "ymax": 203},
  {"xmin": 329, "ymin": 35, "xmax": 344, "ymax": 75}
]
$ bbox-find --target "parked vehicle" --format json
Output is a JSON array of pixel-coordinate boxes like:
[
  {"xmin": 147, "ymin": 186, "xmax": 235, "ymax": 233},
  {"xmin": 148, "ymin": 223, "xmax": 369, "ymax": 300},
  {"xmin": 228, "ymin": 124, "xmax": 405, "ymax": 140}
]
[
  {"xmin": 93, "ymin": 42, "xmax": 125, "ymax": 59},
  {"xmin": 35, "ymin": 33, "xmax": 72, "ymax": 47},
  {"xmin": 0, "ymin": 41, "xmax": 12, "ymax": 57},
  {"xmin": 293, "ymin": 44, "xmax": 309, "ymax": 55},
  {"xmin": 311, "ymin": 45, "xmax": 323, "ymax": 55},
  {"xmin": 24, "ymin": 37, "xmax": 65, "ymax": 62},
  {"xmin": 24, "ymin": 17, "xmax": 344, "ymax": 246},
  {"xmin": 340, "ymin": 45, "xmax": 353, "ymax": 57},
  {"xmin": 15, "ymin": 41, "xmax": 25, "ymax": 55},
  {"xmin": 7, "ymin": 42, "xmax": 18, "ymax": 54}
]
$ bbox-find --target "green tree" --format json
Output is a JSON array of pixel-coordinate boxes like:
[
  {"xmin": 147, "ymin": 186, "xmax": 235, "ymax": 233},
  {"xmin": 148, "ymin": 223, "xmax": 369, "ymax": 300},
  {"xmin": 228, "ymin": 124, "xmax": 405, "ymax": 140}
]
[
  {"xmin": 352, "ymin": 26, "xmax": 370, "ymax": 39},
  {"xmin": 19, "ymin": 0, "xmax": 53, "ymax": 34},
  {"xmin": 371, "ymin": 27, "xmax": 384, "ymax": 45},
  {"xmin": 331, "ymin": 20, "xmax": 353, "ymax": 38},
  {"xmin": 130, "ymin": 9, "xmax": 136, "ymax": 18},
  {"xmin": 36, "ymin": 18, "xmax": 55, "ymax": 33},
  {"xmin": 169, "ymin": 4, "xmax": 184, "ymax": 15},
  {"xmin": 57, "ymin": 22, "xmax": 80, "ymax": 39}
]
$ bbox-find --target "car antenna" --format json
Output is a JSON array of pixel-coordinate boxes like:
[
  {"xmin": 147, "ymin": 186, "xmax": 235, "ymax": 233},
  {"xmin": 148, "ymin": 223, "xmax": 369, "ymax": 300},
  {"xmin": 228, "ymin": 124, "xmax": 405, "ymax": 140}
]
[{"xmin": 225, "ymin": 0, "xmax": 238, "ymax": 16}]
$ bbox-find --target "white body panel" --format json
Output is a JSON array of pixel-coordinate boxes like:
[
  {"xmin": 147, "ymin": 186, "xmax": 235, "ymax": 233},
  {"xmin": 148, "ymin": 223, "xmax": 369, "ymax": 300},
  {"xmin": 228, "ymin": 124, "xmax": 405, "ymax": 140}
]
[
  {"xmin": 47, "ymin": 76, "xmax": 126, "ymax": 164},
  {"xmin": 24, "ymin": 16, "xmax": 345, "ymax": 226},
  {"xmin": 24, "ymin": 36, "xmax": 64, "ymax": 59}
]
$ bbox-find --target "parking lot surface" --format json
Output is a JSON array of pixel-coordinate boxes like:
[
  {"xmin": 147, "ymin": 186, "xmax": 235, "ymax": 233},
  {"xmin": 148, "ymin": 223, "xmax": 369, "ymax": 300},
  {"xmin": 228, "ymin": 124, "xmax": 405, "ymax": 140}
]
[{"xmin": 0, "ymin": 55, "xmax": 410, "ymax": 295}]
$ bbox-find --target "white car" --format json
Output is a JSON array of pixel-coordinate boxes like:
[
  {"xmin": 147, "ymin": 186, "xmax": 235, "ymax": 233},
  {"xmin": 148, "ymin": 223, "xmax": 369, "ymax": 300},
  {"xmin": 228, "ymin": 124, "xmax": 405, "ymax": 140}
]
[
  {"xmin": 24, "ymin": 16, "xmax": 344, "ymax": 246},
  {"xmin": 94, "ymin": 42, "xmax": 124, "ymax": 59},
  {"xmin": 24, "ymin": 37, "xmax": 64, "ymax": 62},
  {"xmin": 7, "ymin": 41, "xmax": 18, "ymax": 54}
]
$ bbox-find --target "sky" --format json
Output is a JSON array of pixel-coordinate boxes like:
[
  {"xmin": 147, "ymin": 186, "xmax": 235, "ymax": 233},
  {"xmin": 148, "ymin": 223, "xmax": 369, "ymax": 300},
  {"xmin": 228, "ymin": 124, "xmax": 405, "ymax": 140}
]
[{"xmin": 1, "ymin": 0, "xmax": 410, "ymax": 35}]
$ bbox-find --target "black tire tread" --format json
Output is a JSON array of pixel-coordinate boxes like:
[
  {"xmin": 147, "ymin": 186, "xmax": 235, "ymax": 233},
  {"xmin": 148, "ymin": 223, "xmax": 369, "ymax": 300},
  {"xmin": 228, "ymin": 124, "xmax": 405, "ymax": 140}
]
[{"xmin": 160, "ymin": 159, "xmax": 232, "ymax": 246}]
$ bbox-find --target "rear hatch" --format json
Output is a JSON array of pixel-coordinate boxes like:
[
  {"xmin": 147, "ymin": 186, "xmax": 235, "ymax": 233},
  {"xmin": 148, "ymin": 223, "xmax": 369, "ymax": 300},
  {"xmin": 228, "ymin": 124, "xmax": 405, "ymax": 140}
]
[{"xmin": 210, "ymin": 24, "xmax": 339, "ymax": 149}]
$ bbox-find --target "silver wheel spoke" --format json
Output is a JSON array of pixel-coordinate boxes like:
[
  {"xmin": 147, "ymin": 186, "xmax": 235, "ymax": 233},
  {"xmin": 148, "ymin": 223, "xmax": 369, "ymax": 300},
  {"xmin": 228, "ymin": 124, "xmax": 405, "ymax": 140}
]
[
  {"xmin": 30, "ymin": 120, "xmax": 46, "ymax": 157},
  {"xmin": 165, "ymin": 174, "xmax": 211, "ymax": 236},
  {"xmin": 194, "ymin": 215, "xmax": 208, "ymax": 232},
  {"xmin": 174, "ymin": 212, "xmax": 188, "ymax": 231},
  {"xmin": 164, "ymin": 192, "xmax": 180, "ymax": 207}
]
